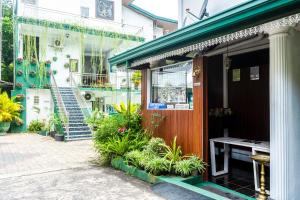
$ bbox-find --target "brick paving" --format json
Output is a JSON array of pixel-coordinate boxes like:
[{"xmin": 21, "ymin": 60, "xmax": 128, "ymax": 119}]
[{"xmin": 0, "ymin": 134, "xmax": 164, "ymax": 200}]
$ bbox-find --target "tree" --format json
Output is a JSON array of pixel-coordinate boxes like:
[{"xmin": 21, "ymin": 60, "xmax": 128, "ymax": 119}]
[{"xmin": 1, "ymin": 0, "xmax": 14, "ymax": 92}]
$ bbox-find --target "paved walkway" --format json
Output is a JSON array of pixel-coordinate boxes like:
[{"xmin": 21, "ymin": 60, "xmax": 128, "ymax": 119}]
[{"xmin": 0, "ymin": 134, "xmax": 164, "ymax": 200}]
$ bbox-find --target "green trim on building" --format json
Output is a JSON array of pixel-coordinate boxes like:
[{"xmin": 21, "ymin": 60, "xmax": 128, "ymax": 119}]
[
  {"xmin": 16, "ymin": 16, "xmax": 145, "ymax": 43},
  {"xmin": 10, "ymin": 61, "xmax": 52, "ymax": 133},
  {"xmin": 128, "ymin": 3, "xmax": 178, "ymax": 24},
  {"xmin": 109, "ymin": 0, "xmax": 300, "ymax": 66},
  {"xmin": 79, "ymin": 87, "xmax": 141, "ymax": 93}
]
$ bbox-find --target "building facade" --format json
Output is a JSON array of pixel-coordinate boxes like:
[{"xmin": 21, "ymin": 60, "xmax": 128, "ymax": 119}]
[{"xmin": 11, "ymin": 0, "xmax": 177, "ymax": 137}]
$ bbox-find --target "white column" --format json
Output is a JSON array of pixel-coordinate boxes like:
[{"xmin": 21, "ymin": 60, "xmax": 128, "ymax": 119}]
[{"xmin": 269, "ymin": 27, "xmax": 300, "ymax": 200}]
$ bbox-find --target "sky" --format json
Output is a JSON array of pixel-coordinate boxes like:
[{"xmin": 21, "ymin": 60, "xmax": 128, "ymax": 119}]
[{"xmin": 133, "ymin": 0, "xmax": 248, "ymax": 20}]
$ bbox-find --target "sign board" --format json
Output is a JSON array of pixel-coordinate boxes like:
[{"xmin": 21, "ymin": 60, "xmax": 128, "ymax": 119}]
[
  {"xmin": 232, "ymin": 69, "xmax": 241, "ymax": 82},
  {"xmin": 250, "ymin": 66, "xmax": 260, "ymax": 80}
]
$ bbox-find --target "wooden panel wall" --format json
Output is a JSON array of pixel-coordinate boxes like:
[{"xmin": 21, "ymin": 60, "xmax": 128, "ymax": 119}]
[{"xmin": 141, "ymin": 56, "xmax": 205, "ymax": 158}]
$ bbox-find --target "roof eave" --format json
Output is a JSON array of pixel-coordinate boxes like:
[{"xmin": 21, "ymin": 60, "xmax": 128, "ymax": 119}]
[{"xmin": 109, "ymin": 0, "xmax": 300, "ymax": 66}]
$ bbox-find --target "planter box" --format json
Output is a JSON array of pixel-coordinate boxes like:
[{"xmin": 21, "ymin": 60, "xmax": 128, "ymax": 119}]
[
  {"xmin": 38, "ymin": 130, "xmax": 48, "ymax": 136},
  {"xmin": 0, "ymin": 122, "xmax": 11, "ymax": 135},
  {"xmin": 111, "ymin": 157, "xmax": 160, "ymax": 184}
]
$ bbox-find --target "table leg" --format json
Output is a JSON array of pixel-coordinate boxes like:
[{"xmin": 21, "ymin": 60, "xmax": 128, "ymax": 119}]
[
  {"xmin": 210, "ymin": 140, "xmax": 217, "ymax": 176},
  {"xmin": 224, "ymin": 143, "xmax": 229, "ymax": 174}
]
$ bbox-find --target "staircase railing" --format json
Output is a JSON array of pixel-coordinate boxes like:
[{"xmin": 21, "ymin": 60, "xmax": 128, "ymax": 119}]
[
  {"xmin": 70, "ymin": 73, "xmax": 92, "ymax": 118},
  {"xmin": 50, "ymin": 71, "xmax": 70, "ymax": 139}
]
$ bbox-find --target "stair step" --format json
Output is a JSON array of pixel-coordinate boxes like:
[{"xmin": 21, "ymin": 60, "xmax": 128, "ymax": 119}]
[{"xmin": 64, "ymin": 127, "xmax": 90, "ymax": 131}]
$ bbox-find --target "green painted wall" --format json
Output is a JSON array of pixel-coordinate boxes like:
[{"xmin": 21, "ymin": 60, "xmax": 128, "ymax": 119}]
[{"xmin": 10, "ymin": 61, "xmax": 51, "ymax": 133}]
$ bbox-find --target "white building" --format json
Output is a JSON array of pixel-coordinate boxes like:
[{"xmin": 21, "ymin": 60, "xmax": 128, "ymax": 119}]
[{"xmin": 11, "ymin": 0, "xmax": 177, "ymax": 135}]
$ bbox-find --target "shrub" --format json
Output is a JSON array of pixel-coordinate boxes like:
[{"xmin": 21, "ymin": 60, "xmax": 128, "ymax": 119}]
[
  {"xmin": 28, "ymin": 120, "xmax": 45, "ymax": 133},
  {"xmin": 94, "ymin": 114, "xmax": 127, "ymax": 144},
  {"xmin": 86, "ymin": 108, "xmax": 104, "ymax": 130},
  {"xmin": 163, "ymin": 136, "xmax": 182, "ymax": 164},
  {"xmin": 0, "ymin": 91, "xmax": 22, "ymax": 123},
  {"xmin": 174, "ymin": 159, "xmax": 194, "ymax": 177},
  {"xmin": 125, "ymin": 150, "xmax": 144, "ymax": 168},
  {"xmin": 187, "ymin": 155, "xmax": 207, "ymax": 174},
  {"xmin": 144, "ymin": 157, "xmax": 171, "ymax": 176},
  {"xmin": 144, "ymin": 137, "xmax": 166, "ymax": 156}
]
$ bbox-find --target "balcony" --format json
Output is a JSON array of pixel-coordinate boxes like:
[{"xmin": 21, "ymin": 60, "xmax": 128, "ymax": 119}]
[
  {"xmin": 17, "ymin": 4, "xmax": 144, "ymax": 38},
  {"xmin": 70, "ymin": 73, "xmax": 141, "ymax": 91}
]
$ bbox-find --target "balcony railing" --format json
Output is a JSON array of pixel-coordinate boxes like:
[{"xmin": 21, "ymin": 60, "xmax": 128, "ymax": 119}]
[
  {"xmin": 70, "ymin": 72, "xmax": 141, "ymax": 90},
  {"xmin": 19, "ymin": 4, "xmax": 144, "ymax": 37}
]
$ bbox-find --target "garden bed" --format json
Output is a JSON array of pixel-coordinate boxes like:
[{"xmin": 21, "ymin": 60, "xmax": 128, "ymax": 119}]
[{"xmin": 111, "ymin": 157, "xmax": 160, "ymax": 184}]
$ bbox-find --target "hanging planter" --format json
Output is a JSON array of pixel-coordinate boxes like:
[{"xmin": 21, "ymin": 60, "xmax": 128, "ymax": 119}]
[
  {"xmin": 66, "ymin": 54, "xmax": 71, "ymax": 58},
  {"xmin": 53, "ymin": 70, "xmax": 57, "ymax": 75},
  {"xmin": 17, "ymin": 70, "xmax": 23, "ymax": 76},
  {"xmin": 53, "ymin": 57, "xmax": 58, "ymax": 62},
  {"xmin": 30, "ymin": 59, "xmax": 37, "ymax": 65},
  {"xmin": 15, "ymin": 94, "xmax": 25, "ymax": 101},
  {"xmin": 46, "ymin": 60, "xmax": 51, "ymax": 67},
  {"xmin": 30, "ymin": 84, "xmax": 36, "ymax": 88},
  {"xmin": 16, "ymin": 83, "xmax": 23, "ymax": 89},
  {"xmin": 66, "ymin": 77, "xmax": 70, "ymax": 82},
  {"xmin": 16, "ymin": 58, "xmax": 23, "ymax": 64},
  {"xmin": 64, "ymin": 63, "xmax": 70, "ymax": 69},
  {"xmin": 29, "ymin": 71, "xmax": 36, "ymax": 77},
  {"xmin": 46, "ymin": 70, "xmax": 51, "ymax": 77},
  {"xmin": 43, "ymin": 84, "xmax": 51, "ymax": 89}
]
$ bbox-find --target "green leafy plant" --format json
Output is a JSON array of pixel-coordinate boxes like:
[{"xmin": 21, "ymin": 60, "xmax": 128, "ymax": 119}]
[
  {"xmin": 144, "ymin": 157, "xmax": 170, "ymax": 176},
  {"xmin": 125, "ymin": 150, "xmax": 144, "ymax": 168},
  {"xmin": 0, "ymin": 91, "xmax": 22, "ymax": 123},
  {"xmin": 144, "ymin": 137, "xmax": 167, "ymax": 156},
  {"xmin": 186, "ymin": 155, "xmax": 207, "ymax": 175},
  {"xmin": 113, "ymin": 101, "xmax": 140, "ymax": 116},
  {"xmin": 162, "ymin": 136, "xmax": 182, "ymax": 171},
  {"xmin": 174, "ymin": 159, "xmax": 194, "ymax": 177},
  {"xmin": 86, "ymin": 108, "xmax": 104, "ymax": 130},
  {"xmin": 131, "ymin": 71, "xmax": 142, "ymax": 89},
  {"xmin": 28, "ymin": 120, "xmax": 45, "ymax": 133}
]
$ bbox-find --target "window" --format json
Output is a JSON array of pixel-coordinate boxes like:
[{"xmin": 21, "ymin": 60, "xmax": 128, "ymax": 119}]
[
  {"xmin": 34, "ymin": 96, "xmax": 39, "ymax": 105},
  {"xmin": 150, "ymin": 61, "xmax": 193, "ymax": 110},
  {"xmin": 95, "ymin": 0, "xmax": 114, "ymax": 20},
  {"xmin": 81, "ymin": 7, "xmax": 89, "ymax": 18},
  {"xmin": 23, "ymin": 0, "xmax": 37, "ymax": 5}
]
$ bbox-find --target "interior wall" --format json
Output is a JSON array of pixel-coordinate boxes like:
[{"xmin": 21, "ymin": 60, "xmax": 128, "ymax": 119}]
[{"xmin": 228, "ymin": 49, "xmax": 269, "ymax": 141}]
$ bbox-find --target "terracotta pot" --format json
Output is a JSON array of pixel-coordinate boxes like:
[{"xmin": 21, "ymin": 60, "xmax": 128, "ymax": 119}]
[{"xmin": 0, "ymin": 122, "xmax": 11, "ymax": 135}]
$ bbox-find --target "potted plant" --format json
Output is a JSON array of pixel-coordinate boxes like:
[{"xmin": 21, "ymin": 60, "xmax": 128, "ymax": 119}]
[
  {"xmin": 29, "ymin": 71, "xmax": 36, "ymax": 77},
  {"xmin": 30, "ymin": 84, "xmax": 36, "ymax": 89},
  {"xmin": 17, "ymin": 70, "xmax": 23, "ymax": 76},
  {"xmin": 16, "ymin": 83, "xmax": 23, "ymax": 89},
  {"xmin": 55, "ymin": 133, "xmax": 64, "ymax": 141},
  {"xmin": 53, "ymin": 57, "xmax": 57, "ymax": 62},
  {"xmin": 46, "ymin": 70, "xmax": 51, "ymax": 77},
  {"xmin": 16, "ymin": 94, "xmax": 25, "ymax": 101},
  {"xmin": 28, "ymin": 120, "xmax": 45, "ymax": 133},
  {"xmin": 16, "ymin": 57, "xmax": 23, "ymax": 64},
  {"xmin": 131, "ymin": 71, "xmax": 142, "ymax": 90},
  {"xmin": 0, "ymin": 91, "xmax": 22, "ymax": 135},
  {"xmin": 64, "ymin": 63, "xmax": 70, "ymax": 69}
]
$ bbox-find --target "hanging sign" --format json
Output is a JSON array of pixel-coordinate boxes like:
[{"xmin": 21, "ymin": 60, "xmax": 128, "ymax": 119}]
[{"xmin": 250, "ymin": 66, "xmax": 260, "ymax": 80}]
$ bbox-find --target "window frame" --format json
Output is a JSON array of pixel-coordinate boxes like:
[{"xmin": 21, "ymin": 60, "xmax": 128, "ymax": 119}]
[{"xmin": 148, "ymin": 60, "xmax": 193, "ymax": 110}]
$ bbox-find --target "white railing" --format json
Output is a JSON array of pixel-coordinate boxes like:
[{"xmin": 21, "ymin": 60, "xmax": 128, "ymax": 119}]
[
  {"xmin": 70, "ymin": 72, "xmax": 141, "ymax": 90},
  {"xmin": 70, "ymin": 73, "xmax": 92, "ymax": 118},
  {"xmin": 71, "ymin": 72, "xmax": 109, "ymax": 88},
  {"xmin": 50, "ymin": 71, "xmax": 69, "ymax": 139},
  {"xmin": 20, "ymin": 4, "xmax": 144, "ymax": 37}
]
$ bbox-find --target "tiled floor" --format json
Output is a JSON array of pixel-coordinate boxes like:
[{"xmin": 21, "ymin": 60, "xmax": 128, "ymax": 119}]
[{"xmin": 210, "ymin": 160, "xmax": 270, "ymax": 198}]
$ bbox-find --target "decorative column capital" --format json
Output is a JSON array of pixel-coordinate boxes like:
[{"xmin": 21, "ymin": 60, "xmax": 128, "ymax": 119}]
[{"xmin": 267, "ymin": 26, "xmax": 291, "ymax": 38}]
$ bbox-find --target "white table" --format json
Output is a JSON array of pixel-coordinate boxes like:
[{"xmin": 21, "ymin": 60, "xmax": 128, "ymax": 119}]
[{"xmin": 210, "ymin": 137, "xmax": 270, "ymax": 193}]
